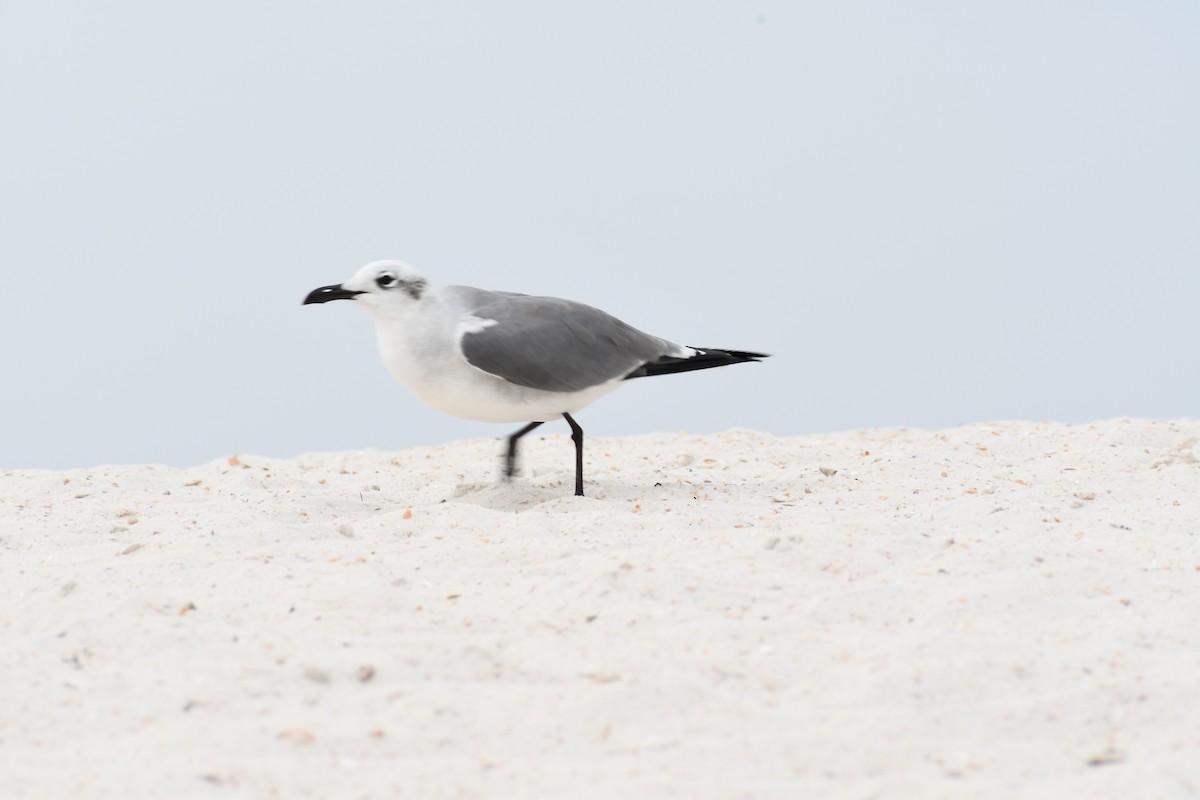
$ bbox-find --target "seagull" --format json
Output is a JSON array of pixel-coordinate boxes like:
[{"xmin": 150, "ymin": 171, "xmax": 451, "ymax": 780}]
[{"xmin": 303, "ymin": 260, "xmax": 768, "ymax": 496}]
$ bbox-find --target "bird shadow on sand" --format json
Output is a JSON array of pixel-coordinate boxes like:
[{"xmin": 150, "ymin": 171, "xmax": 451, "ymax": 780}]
[
  {"xmin": 444, "ymin": 477, "xmax": 594, "ymax": 512},
  {"xmin": 443, "ymin": 472, "xmax": 761, "ymax": 513}
]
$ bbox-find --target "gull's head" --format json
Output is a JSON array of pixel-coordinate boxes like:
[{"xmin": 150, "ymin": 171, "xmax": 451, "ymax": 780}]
[{"xmin": 303, "ymin": 260, "xmax": 428, "ymax": 317}]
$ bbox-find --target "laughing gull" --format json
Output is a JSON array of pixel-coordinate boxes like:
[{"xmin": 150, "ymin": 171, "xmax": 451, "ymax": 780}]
[{"xmin": 303, "ymin": 260, "xmax": 768, "ymax": 496}]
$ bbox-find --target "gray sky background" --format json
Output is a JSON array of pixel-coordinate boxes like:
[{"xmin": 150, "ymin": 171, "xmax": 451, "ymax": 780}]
[{"xmin": 2, "ymin": 2, "xmax": 1197, "ymax": 470}]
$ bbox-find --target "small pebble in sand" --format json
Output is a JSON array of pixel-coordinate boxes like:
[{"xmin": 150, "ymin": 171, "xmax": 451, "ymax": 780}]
[
  {"xmin": 1085, "ymin": 747, "xmax": 1125, "ymax": 766},
  {"xmin": 303, "ymin": 667, "xmax": 331, "ymax": 685}
]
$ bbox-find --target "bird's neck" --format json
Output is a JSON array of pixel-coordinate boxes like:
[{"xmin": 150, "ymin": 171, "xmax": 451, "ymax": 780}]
[{"xmin": 371, "ymin": 296, "xmax": 454, "ymax": 389}]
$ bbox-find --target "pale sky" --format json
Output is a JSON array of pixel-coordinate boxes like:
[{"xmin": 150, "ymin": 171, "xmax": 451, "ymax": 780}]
[{"xmin": 2, "ymin": 2, "xmax": 1197, "ymax": 469}]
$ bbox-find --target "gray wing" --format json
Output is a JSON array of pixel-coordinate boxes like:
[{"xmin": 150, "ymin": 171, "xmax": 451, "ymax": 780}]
[{"xmin": 450, "ymin": 288, "xmax": 675, "ymax": 393}]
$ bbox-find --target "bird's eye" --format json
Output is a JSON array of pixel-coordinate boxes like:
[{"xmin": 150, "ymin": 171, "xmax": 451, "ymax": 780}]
[{"xmin": 376, "ymin": 273, "xmax": 398, "ymax": 289}]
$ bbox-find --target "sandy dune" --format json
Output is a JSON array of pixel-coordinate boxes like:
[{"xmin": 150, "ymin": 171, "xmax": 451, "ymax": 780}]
[{"xmin": 2, "ymin": 419, "xmax": 1198, "ymax": 798}]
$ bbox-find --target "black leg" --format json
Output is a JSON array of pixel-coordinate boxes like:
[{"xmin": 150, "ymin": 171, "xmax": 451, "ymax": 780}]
[
  {"xmin": 504, "ymin": 421, "xmax": 544, "ymax": 479},
  {"xmin": 563, "ymin": 413, "xmax": 584, "ymax": 497}
]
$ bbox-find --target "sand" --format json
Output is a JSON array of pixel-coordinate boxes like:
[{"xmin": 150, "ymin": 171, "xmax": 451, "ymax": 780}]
[{"xmin": 2, "ymin": 419, "xmax": 1198, "ymax": 798}]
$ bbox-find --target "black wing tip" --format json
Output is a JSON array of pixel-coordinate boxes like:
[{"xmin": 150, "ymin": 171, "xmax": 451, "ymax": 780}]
[
  {"xmin": 625, "ymin": 347, "xmax": 771, "ymax": 379},
  {"xmin": 709, "ymin": 348, "xmax": 770, "ymax": 361}
]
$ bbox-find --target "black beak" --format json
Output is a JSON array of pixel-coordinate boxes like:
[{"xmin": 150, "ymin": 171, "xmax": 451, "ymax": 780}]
[{"xmin": 303, "ymin": 284, "xmax": 364, "ymax": 305}]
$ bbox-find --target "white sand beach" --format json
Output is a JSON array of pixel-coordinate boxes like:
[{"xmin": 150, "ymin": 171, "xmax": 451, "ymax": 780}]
[{"xmin": 2, "ymin": 418, "xmax": 1198, "ymax": 798}]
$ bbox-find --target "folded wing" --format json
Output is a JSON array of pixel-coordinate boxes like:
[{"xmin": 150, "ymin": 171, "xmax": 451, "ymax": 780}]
[{"xmin": 455, "ymin": 290, "xmax": 675, "ymax": 393}]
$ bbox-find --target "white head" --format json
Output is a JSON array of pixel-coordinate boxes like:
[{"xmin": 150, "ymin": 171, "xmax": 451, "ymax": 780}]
[{"xmin": 303, "ymin": 260, "xmax": 429, "ymax": 318}]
